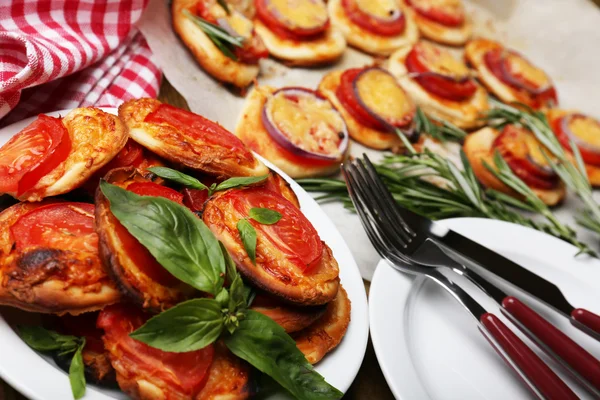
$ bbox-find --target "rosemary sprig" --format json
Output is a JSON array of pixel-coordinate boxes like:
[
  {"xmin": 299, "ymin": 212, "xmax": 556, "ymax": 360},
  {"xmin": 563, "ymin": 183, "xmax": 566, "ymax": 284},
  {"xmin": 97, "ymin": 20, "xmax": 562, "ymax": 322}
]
[
  {"xmin": 484, "ymin": 100, "xmax": 600, "ymax": 235},
  {"xmin": 183, "ymin": 9, "xmax": 243, "ymax": 60},
  {"xmin": 414, "ymin": 107, "xmax": 467, "ymax": 143},
  {"xmin": 217, "ymin": 0, "xmax": 230, "ymax": 15}
]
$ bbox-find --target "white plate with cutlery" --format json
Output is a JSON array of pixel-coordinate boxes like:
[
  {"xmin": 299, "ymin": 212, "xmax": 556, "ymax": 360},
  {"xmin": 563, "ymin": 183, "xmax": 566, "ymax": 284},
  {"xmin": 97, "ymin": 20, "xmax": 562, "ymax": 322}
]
[{"xmin": 369, "ymin": 217, "xmax": 600, "ymax": 400}]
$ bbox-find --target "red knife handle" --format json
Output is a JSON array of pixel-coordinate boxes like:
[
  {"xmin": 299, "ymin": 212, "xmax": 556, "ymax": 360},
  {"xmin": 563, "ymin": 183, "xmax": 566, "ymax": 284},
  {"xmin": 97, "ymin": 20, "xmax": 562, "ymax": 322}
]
[
  {"xmin": 571, "ymin": 308, "xmax": 600, "ymax": 341},
  {"xmin": 501, "ymin": 297, "xmax": 600, "ymax": 394},
  {"xmin": 479, "ymin": 313, "xmax": 577, "ymax": 400}
]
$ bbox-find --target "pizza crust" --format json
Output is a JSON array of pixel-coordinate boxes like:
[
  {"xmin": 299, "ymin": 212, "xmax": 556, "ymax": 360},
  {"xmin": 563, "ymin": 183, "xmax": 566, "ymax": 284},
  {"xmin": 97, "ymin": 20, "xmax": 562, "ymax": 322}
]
[{"xmin": 411, "ymin": 9, "xmax": 472, "ymax": 46}]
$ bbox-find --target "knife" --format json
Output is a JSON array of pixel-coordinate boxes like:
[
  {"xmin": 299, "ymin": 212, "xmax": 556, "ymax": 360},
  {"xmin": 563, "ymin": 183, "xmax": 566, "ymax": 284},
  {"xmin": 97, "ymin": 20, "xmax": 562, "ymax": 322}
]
[{"xmin": 395, "ymin": 205, "xmax": 600, "ymax": 341}]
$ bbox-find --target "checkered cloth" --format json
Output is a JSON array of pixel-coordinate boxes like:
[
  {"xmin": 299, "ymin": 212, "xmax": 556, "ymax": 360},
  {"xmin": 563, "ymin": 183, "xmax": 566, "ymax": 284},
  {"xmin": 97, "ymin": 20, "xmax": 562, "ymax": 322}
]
[{"xmin": 0, "ymin": 0, "xmax": 161, "ymax": 126}]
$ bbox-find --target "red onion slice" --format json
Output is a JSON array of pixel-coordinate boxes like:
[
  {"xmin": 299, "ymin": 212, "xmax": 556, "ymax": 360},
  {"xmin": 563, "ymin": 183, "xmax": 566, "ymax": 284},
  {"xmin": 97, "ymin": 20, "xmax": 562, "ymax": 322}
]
[
  {"xmin": 498, "ymin": 51, "xmax": 552, "ymax": 95},
  {"xmin": 352, "ymin": 68, "xmax": 417, "ymax": 139},
  {"xmin": 406, "ymin": 71, "xmax": 470, "ymax": 84},
  {"xmin": 560, "ymin": 114, "xmax": 600, "ymax": 155},
  {"xmin": 261, "ymin": 87, "xmax": 349, "ymax": 162},
  {"xmin": 356, "ymin": 1, "xmax": 402, "ymax": 23}
]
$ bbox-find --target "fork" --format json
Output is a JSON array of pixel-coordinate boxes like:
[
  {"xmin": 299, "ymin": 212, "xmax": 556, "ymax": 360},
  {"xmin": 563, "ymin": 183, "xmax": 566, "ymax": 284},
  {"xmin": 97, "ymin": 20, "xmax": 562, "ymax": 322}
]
[{"xmin": 343, "ymin": 157, "xmax": 579, "ymax": 400}]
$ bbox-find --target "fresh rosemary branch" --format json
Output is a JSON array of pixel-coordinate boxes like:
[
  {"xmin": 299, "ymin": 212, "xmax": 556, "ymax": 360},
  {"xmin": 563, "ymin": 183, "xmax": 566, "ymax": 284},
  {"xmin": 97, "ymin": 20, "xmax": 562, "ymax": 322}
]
[
  {"xmin": 414, "ymin": 107, "xmax": 467, "ymax": 143},
  {"xmin": 183, "ymin": 9, "xmax": 243, "ymax": 60},
  {"xmin": 485, "ymin": 100, "xmax": 600, "ymax": 235},
  {"xmin": 217, "ymin": 0, "xmax": 231, "ymax": 15}
]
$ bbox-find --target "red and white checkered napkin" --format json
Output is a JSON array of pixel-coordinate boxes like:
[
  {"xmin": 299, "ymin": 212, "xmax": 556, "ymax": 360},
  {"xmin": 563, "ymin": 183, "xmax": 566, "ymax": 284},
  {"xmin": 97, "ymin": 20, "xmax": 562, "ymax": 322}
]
[{"xmin": 0, "ymin": 0, "xmax": 162, "ymax": 126}]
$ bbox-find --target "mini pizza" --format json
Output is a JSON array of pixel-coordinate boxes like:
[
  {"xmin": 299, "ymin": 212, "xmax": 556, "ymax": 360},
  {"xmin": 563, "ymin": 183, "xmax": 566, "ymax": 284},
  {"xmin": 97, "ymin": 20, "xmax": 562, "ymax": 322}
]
[
  {"xmin": 235, "ymin": 86, "xmax": 349, "ymax": 178},
  {"xmin": 98, "ymin": 304, "xmax": 250, "ymax": 400},
  {"xmin": 172, "ymin": 0, "xmax": 268, "ymax": 88},
  {"xmin": 465, "ymin": 39, "xmax": 558, "ymax": 110},
  {"xmin": 404, "ymin": 0, "xmax": 472, "ymax": 46},
  {"xmin": 0, "ymin": 201, "xmax": 121, "ymax": 314},
  {"xmin": 547, "ymin": 110, "xmax": 600, "ymax": 187},
  {"xmin": 254, "ymin": 0, "xmax": 346, "ymax": 66},
  {"xmin": 250, "ymin": 291, "xmax": 327, "ymax": 333},
  {"xmin": 0, "ymin": 108, "xmax": 127, "ymax": 201},
  {"xmin": 328, "ymin": 0, "xmax": 419, "ymax": 56},
  {"xmin": 318, "ymin": 67, "xmax": 417, "ymax": 150},
  {"xmin": 293, "ymin": 285, "xmax": 350, "ymax": 364},
  {"xmin": 464, "ymin": 125, "xmax": 566, "ymax": 206},
  {"xmin": 388, "ymin": 41, "xmax": 489, "ymax": 129},
  {"xmin": 203, "ymin": 186, "xmax": 340, "ymax": 306},
  {"xmin": 263, "ymin": 169, "xmax": 300, "ymax": 208},
  {"xmin": 95, "ymin": 168, "xmax": 197, "ymax": 311},
  {"xmin": 119, "ymin": 98, "xmax": 269, "ymax": 178}
]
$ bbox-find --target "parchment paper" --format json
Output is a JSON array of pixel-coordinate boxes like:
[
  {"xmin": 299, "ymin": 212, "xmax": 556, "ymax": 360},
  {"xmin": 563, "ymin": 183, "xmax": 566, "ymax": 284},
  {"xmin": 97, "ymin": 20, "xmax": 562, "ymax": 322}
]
[{"xmin": 139, "ymin": 0, "xmax": 600, "ymax": 280}]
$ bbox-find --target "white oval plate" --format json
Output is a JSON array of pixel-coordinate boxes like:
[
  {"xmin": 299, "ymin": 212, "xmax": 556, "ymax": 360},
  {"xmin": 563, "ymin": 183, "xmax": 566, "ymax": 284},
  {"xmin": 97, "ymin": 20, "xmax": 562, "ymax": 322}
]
[
  {"xmin": 0, "ymin": 109, "xmax": 369, "ymax": 400},
  {"xmin": 370, "ymin": 217, "xmax": 600, "ymax": 400}
]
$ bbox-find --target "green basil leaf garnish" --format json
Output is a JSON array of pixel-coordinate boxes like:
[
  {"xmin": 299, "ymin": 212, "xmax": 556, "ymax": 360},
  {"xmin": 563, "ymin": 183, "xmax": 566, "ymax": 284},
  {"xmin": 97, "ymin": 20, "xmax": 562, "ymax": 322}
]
[
  {"xmin": 237, "ymin": 218, "xmax": 257, "ymax": 264},
  {"xmin": 69, "ymin": 340, "xmax": 86, "ymax": 400},
  {"xmin": 18, "ymin": 326, "xmax": 79, "ymax": 353},
  {"xmin": 101, "ymin": 181, "xmax": 225, "ymax": 295},
  {"xmin": 249, "ymin": 207, "xmax": 282, "ymax": 224},
  {"xmin": 214, "ymin": 175, "xmax": 268, "ymax": 192},
  {"xmin": 224, "ymin": 311, "xmax": 343, "ymax": 400},
  {"xmin": 130, "ymin": 298, "xmax": 223, "ymax": 352},
  {"xmin": 148, "ymin": 167, "xmax": 209, "ymax": 191},
  {"xmin": 215, "ymin": 288, "xmax": 230, "ymax": 308}
]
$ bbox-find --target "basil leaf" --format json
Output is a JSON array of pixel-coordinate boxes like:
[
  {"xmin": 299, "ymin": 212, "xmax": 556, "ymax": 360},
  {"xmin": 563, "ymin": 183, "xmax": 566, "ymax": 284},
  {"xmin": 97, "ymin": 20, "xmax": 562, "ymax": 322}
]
[
  {"xmin": 215, "ymin": 288, "xmax": 230, "ymax": 308},
  {"xmin": 69, "ymin": 340, "xmax": 86, "ymax": 400},
  {"xmin": 148, "ymin": 167, "xmax": 209, "ymax": 191},
  {"xmin": 224, "ymin": 311, "xmax": 343, "ymax": 400},
  {"xmin": 221, "ymin": 241, "xmax": 239, "ymax": 285},
  {"xmin": 101, "ymin": 181, "xmax": 225, "ymax": 295},
  {"xmin": 130, "ymin": 298, "xmax": 223, "ymax": 352},
  {"xmin": 18, "ymin": 326, "xmax": 79, "ymax": 353},
  {"xmin": 249, "ymin": 208, "xmax": 282, "ymax": 225},
  {"xmin": 214, "ymin": 175, "xmax": 268, "ymax": 192},
  {"xmin": 237, "ymin": 219, "xmax": 257, "ymax": 264}
]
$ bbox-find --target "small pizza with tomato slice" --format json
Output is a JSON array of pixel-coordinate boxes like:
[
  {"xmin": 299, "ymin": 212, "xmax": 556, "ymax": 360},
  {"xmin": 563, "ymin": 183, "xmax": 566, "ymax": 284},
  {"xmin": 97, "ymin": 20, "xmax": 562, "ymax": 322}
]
[
  {"xmin": 251, "ymin": 291, "xmax": 327, "ymax": 333},
  {"xmin": 98, "ymin": 304, "xmax": 250, "ymax": 400},
  {"xmin": 465, "ymin": 39, "xmax": 558, "ymax": 110},
  {"xmin": 328, "ymin": 0, "xmax": 419, "ymax": 56},
  {"xmin": 293, "ymin": 285, "xmax": 350, "ymax": 364},
  {"xmin": 253, "ymin": 0, "xmax": 346, "ymax": 66},
  {"xmin": 95, "ymin": 168, "xmax": 197, "ymax": 311},
  {"xmin": 235, "ymin": 86, "xmax": 349, "ymax": 178},
  {"xmin": 119, "ymin": 98, "xmax": 269, "ymax": 178},
  {"xmin": 203, "ymin": 186, "xmax": 340, "ymax": 306},
  {"xmin": 0, "ymin": 201, "xmax": 121, "ymax": 314},
  {"xmin": 173, "ymin": 0, "xmax": 268, "ymax": 88},
  {"xmin": 262, "ymin": 169, "xmax": 300, "ymax": 208},
  {"xmin": 388, "ymin": 41, "xmax": 488, "ymax": 129},
  {"xmin": 464, "ymin": 125, "xmax": 566, "ymax": 206},
  {"xmin": 403, "ymin": 0, "xmax": 472, "ymax": 46},
  {"xmin": 547, "ymin": 110, "xmax": 600, "ymax": 187},
  {"xmin": 318, "ymin": 67, "xmax": 417, "ymax": 150},
  {"xmin": 0, "ymin": 108, "xmax": 127, "ymax": 201}
]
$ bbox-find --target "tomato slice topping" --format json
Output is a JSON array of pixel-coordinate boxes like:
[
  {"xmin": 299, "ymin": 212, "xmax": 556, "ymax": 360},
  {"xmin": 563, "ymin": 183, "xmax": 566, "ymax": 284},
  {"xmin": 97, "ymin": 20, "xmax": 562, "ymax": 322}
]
[
  {"xmin": 406, "ymin": 0, "xmax": 465, "ymax": 27},
  {"xmin": 255, "ymin": 0, "xmax": 329, "ymax": 40},
  {"xmin": 230, "ymin": 187, "xmax": 323, "ymax": 271},
  {"xmin": 493, "ymin": 125, "xmax": 559, "ymax": 190},
  {"xmin": 336, "ymin": 68, "xmax": 413, "ymax": 131},
  {"xmin": 182, "ymin": 188, "xmax": 209, "ymax": 212},
  {"xmin": 145, "ymin": 104, "xmax": 255, "ymax": 165},
  {"xmin": 0, "ymin": 115, "xmax": 71, "ymax": 196},
  {"xmin": 10, "ymin": 203, "xmax": 97, "ymax": 252},
  {"xmin": 127, "ymin": 182, "xmax": 184, "ymax": 204},
  {"xmin": 97, "ymin": 304, "xmax": 214, "ymax": 396},
  {"xmin": 554, "ymin": 114, "xmax": 600, "ymax": 167},
  {"xmin": 341, "ymin": 0, "xmax": 406, "ymax": 36},
  {"xmin": 405, "ymin": 42, "xmax": 477, "ymax": 101}
]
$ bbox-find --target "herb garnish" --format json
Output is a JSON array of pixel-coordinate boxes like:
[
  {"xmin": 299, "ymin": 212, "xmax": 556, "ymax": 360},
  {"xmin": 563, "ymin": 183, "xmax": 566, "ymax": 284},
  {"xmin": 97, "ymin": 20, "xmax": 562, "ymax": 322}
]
[
  {"xmin": 217, "ymin": 0, "xmax": 230, "ymax": 15},
  {"xmin": 237, "ymin": 207, "xmax": 282, "ymax": 264},
  {"xmin": 183, "ymin": 9, "xmax": 243, "ymax": 60},
  {"xmin": 18, "ymin": 326, "xmax": 86, "ymax": 399},
  {"xmin": 414, "ymin": 107, "xmax": 467, "ymax": 143}
]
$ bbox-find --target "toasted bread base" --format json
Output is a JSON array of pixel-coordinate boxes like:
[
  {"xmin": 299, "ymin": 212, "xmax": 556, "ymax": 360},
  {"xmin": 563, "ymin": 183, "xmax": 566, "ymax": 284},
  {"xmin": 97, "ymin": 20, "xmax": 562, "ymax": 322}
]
[
  {"xmin": 328, "ymin": 0, "xmax": 419, "ymax": 56},
  {"xmin": 411, "ymin": 10, "xmax": 472, "ymax": 46},
  {"xmin": 254, "ymin": 21, "xmax": 346, "ymax": 66},
  {"xmin": 464, "ymin": 127, "xmax": 566, "ymax": 206},
  {"xmin": 317, "ymin": 70, "xmax": 404, "ymax": 150},
  {"xmin": 119, "ymin": 98, "xmax": 269, "ymax": 178},
  {"xmin": 264, "ymin": 169, "xmax": 301, "ymax": 208},
  {"xmin": 172, "ymin": 0, "xmax": 259, "ymax": 88},
  {"xmin": 293, "ymin": 285, "xmax": 351, "ymax": 364},
  {"xmin": 17, "ymin": 108, "xmax": 127, "ymax": 202},
  {"xmin": 251, "ymin": 292, "xmax": 327, "ymax": 333},
  {"xmin": 0, "ymin": 201, "xmax": 121, "ymax": 314},
  {"xmin": 195, "ymin": 342, "xmax": 251, "ymax": 400},
  {"xmin": 387, "ymin": 44, "xmax": 488, "ymax": 130},
  {"xmin": 235, "ymin": 86, "xmax": 347, "ymax": 178}
]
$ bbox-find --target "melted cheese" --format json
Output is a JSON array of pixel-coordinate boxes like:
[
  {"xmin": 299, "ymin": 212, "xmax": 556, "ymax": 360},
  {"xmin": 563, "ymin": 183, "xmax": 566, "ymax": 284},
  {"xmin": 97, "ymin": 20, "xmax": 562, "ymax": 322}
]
[
  {"xmin": 268, "ymin": 91, "xmax": 345, "ymax": 156},
  {"xmin": 268, "ymin": 0, "xmax": 328, "ymax": 30},
  {"xmin": 505, "ymin": 52, "xmax": 551, "ymax": 88},
  {"xmin": 569, "ymin": 115, "xmax": 600, "ymax": 147},
  {"xmin": 355, "ymin": 0, "xmax": 399, "ymax": 18},
  {"xmin": 356, "ymin": 69, "xmax": 412, "ymax": 121},
  {"xmin": 523, "ymin": 131, "xmax": 552, "ymax": 166},
  {"xmin": 208, "ymin": 3, "xmax": 254, "ymax": 38},
  {"xmin": 416, "ymin": 41, "xmax": 469, "ymax": 79},
  {"xmin": 410, "ymin": 0, "xmax": 464, "ymax": 17}
]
